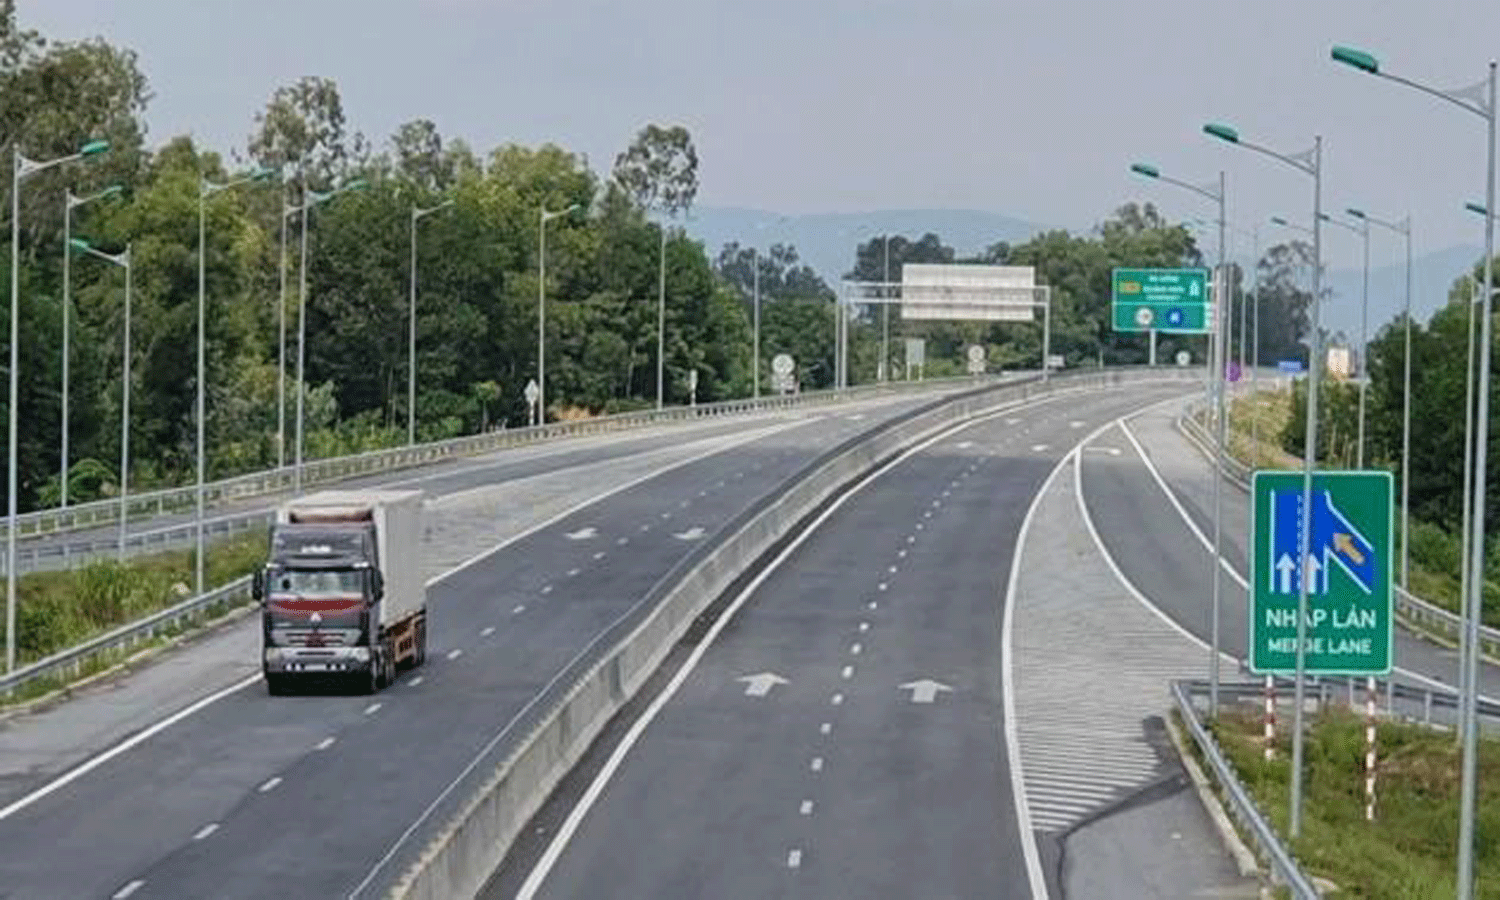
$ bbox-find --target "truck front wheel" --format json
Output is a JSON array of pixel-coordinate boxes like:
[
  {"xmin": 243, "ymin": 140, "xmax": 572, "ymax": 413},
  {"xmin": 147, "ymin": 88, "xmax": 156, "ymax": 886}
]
[{"xmin": 265, "ymin": 673, "xmax": 289, "ymax": 696}]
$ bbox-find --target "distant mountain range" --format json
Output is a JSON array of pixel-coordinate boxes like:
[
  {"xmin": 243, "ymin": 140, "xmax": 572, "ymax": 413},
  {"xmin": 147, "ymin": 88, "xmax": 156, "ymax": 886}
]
[{"xmin": 684, "ymin": 205, "xmax": 1484, "ymax": 342}]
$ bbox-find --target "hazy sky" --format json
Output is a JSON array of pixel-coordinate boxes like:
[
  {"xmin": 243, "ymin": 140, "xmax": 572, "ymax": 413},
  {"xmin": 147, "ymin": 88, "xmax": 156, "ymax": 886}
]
[{"xmin": 20, "ymin": 0, "xmax": 1500, "ymax": 265}]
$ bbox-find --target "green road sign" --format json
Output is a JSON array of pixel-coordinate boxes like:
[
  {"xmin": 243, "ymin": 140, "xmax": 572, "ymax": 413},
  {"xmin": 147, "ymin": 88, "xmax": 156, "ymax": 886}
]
[
  {"xmin": 1111, "ymin": 267, "xmax": 1210, "ymax": 334},
  {"xmin": 1250, "ymin": 470, "xmax": 1393, "ymax": 675}
]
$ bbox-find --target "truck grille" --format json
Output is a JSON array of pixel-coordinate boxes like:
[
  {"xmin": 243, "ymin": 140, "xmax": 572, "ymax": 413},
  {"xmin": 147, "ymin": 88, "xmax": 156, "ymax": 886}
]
[{"xmin": 279, "ymin": 629, "xmax": 358, "ymax": 647}]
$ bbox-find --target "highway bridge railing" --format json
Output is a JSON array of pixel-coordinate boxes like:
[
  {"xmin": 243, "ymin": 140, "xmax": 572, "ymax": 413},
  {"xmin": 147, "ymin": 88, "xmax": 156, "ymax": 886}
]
[
  {"xmin": 1, "ymin": 373, "xmax": 1018, "ymax": 573},
  {"xmin": 384, "ymin": 367, "xmax": 1201, "ymax": 900},
  {"xmin": 1176, "ymin": 405, "xmax": 1500, "ymax": 662}
]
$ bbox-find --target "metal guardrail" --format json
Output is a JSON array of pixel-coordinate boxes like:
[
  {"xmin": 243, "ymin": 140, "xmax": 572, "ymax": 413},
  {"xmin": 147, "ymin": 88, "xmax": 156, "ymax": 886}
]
[
  {"xmin": 0, "ymin": 574, "xmax": 253, "ymax": 696},
  {"xmin": 1172, "ymin": 679, "xmax": 1322, "ymax": 898},
  {"xmin": 1176, "ymin": 406, "xmax": 1500, "ymax": 660},
  {"xmin": 1, "ymin": 375, "xmax": 1001, "ymax": 544},
  {"xmin": 0, "ymin": 375, "xmax": 1013, "ymax": 573},
  {"xmin": 0, "ymin": 367, "xmax": 1189, "ymax": 700}
]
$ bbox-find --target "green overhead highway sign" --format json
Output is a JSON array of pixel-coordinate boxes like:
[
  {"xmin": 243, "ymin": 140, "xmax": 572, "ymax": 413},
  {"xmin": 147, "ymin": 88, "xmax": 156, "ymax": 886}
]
[
  {"xmin": 1111, "ymin": 267, "xmax": 1210, "ymax": 334},
  {"xmin": 1250, "ymin": 471, "xmax": 1393, "ymax": 675}
]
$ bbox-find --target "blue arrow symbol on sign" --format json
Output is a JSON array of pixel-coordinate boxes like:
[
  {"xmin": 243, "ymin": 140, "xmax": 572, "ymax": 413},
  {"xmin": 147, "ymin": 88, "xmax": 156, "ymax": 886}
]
[{"xmin": 1269, "ymin": 488, "xmax": 1376, "ymax": 596}]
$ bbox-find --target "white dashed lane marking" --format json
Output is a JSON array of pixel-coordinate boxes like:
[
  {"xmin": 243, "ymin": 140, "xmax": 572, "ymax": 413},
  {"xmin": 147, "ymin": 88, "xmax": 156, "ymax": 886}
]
[
  {"xmin": 258, "ymin": 777, "xmax": 282, "ymax": 794},
  {"xmin": 541, "ymin": 585, "xmax": 554, "ymax": 595},
  {"xmin": 408, "ymin": 676, "xmax": 424, "ymax": 687},
  {"xmin": 192, "ymin": 823, "xmax": 219, "ymax": 841},
  {"xmin": 112, "ymin": 880, "xmax": 145, "ymax": 899},
  {"xmin": 315, "ymin": 736, "xmax": 336, "ymax": 751},
  {"xmin": 480, "ymin": 626, "xmax": 496, "ymax": 637},
  {"xmin": 787, "ymin": 849, "xmax": 803, "ymax": 868},
  {"xmin": 363, "ymin": 703, "xmax": 381, "ymax": 716},
  {"xmin": 448, "ymin": 648, "xmax": 465, "ymax": 659},
  {"xmin": 810, "ymin": 757, "xmax": 824, "ymax": 772},
  {"xmin": 800, "ymin": 800, "xmax": 814, "ymax": 815}
]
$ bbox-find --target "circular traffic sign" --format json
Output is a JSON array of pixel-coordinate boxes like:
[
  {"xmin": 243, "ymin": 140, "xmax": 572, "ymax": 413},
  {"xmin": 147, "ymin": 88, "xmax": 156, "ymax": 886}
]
[
  {"xmin": 1134, "ymin": 307, "xmax": 1154, "ymax": 328},
  {"xmin": 772, "ymin": 353, "xmax": 794, "ymax": 376},
  {"xmin": 967, "ymin": 345, "xmax": 985, "ymax": 363},
  {"xmin": 1175, "ymin": 350, "xmax": 1191, "ymax": 367},
  {"xmin": 1166, "ymin": 308, "xmax": 1185, "ymax": 327}
]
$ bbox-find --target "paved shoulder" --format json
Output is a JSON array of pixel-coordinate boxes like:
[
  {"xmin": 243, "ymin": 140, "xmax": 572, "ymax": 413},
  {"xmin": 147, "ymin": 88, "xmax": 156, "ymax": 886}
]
[{"xmin": 1010, "ymin": 437, "xmax": 1248, "ymax": 898}]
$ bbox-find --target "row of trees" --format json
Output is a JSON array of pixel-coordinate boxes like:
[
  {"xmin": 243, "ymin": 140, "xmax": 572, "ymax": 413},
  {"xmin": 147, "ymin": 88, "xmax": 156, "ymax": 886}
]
[{"xmin": 0, "ymin": 2, "xmax": 1332, "ymax": 517}]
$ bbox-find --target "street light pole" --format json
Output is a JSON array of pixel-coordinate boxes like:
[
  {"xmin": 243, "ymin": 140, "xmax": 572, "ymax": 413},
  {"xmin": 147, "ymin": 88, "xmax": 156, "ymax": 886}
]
[
  {"xmin": 6, "ymin": 139, "xmax": 109, "ymax": 675},
  {"xmin": 1205, "ymin": 123, "xmax": 1322, "ymax": 839},
  {"xmin": 278, "ymin": 182, "xmax": 294, "ymax": 470},
  {"xmin": 408, "ymin": 198, "xmax": 454, "ymax": 446},
  {"xmin": 293, "ymin": 177, "xmax": 367, "ymax": 496},
  {"xmin": 1333, "ymin": 47, "xmax": 1495, "ymax": 893},
  {"xmin": 195, "ymin": 167, "xmax": 272, "ymax": 594},
  {"xmin": 658, "ymin": 222, "xmax": 667, "ymax": 409},
  {"xmin": 1318, "ymin": 211, "xmax": 1370, "ymax": 466},
  {"xmin": 70, "ymin": 240, "xmax": 131, "ymax": 559},
  {"xmin": 537, "ymin": 203, "xmax": 579, "ymax": 423},
  {"xmin": 752, "ymin": 247, "xmax": 760, "ymax": 398},
  {"xmin": 1129, "ymin": 161, "xmax": 1228, "ymax": 715},
  {"xmin": 1350, "ymin": 208, "xmax": 1414, "ymax": 586},
  {"xmin": 61, "ymin": 184, "xmax": 121, "ymax": 510},
  {"xmin": 882, "ymin": 234, "xmax": 892, "ymax": 382}
]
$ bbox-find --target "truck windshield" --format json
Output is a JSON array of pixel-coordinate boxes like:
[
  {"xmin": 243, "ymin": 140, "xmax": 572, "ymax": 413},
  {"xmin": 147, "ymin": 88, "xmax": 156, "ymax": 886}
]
[{"xmin": 270, "ymin": 569, "xmax": 362, "ymax": 596}]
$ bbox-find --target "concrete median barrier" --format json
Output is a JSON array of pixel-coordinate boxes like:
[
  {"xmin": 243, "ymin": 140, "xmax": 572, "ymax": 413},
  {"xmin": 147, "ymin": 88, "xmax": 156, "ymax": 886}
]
[{"xmin": 386, "ymin": 369, "xmax": 1196, "ymax": 900}]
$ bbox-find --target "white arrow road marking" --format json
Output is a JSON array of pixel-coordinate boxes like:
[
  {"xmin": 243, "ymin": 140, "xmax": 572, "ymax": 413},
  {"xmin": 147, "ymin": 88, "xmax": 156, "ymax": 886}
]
[
  {"xmin": 736, "ymin": 671, "xmax": 788, "ymax": 697},
  {"xmin": 673, "ymin": 527, "xmax": 706, "ymax": 541},
  {"xmin": 899, "ymin": 679, "xmax": 953, "ymax": 704},
  {"xmin": 564, "ymin": 527, "xmax": 597, "ymax": 541}
]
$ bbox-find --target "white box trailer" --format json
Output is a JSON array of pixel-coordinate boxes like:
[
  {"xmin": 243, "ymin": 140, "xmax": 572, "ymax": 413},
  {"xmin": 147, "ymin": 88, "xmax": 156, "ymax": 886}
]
[{"xmin": 254, "ymin": 489, "xmax": 427, "ymax": 694}]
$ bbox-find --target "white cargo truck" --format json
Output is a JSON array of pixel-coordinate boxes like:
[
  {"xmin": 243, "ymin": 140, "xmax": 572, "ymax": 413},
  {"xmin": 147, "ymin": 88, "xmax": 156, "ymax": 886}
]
[{"xmin": 251, "ymin": 489, "xmax": 427, "ymax": 695}]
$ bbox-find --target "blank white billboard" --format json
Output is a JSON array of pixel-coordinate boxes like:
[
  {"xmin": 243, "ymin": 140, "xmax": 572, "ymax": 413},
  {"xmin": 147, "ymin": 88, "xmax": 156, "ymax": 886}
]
[{"xmin": 900, "ymin": 264, "xmax": 1037, "ymax": 322}]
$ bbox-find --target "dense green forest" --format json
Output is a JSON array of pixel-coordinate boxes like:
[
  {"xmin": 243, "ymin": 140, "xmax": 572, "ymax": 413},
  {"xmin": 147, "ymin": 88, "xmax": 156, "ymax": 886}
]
[{"xmin": 0, "ymin": 2, "xmax": 1347, "ymax": 517}]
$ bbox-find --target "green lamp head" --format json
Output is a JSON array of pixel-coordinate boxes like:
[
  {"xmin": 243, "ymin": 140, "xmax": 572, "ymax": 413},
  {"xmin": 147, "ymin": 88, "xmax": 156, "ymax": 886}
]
[
  {"xmin": 1331, "ymin": 45, "xmax": 1380, "ymax": 75},
  {"xmin": 1203, "ymin": 123, "xmax": 1240, "ymax": 144}
]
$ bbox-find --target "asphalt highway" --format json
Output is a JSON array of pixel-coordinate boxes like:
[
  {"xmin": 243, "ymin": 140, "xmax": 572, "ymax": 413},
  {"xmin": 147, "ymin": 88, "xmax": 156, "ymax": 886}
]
[
  {"xmin": 496, "ymin": 385, "xmax": 1192, "ymax": 900},
  {"xmin": 11, "ymin": 389, "xmax": 977, "ymax": 567},
  {"xmin": 1079, "ymin": 401, "xmax": 1500, "ymax": 701},
  {"xmin": 0, "ymin": 386, "xmax": 990, "ymax": 900}
]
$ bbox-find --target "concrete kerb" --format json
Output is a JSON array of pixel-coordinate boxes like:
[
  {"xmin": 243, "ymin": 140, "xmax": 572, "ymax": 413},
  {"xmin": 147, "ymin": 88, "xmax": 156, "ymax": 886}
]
[
  {"xmin": 1162, "ymin": 707, "xmax": 1261, "ymax": 881},
  {"xmin": 385, "ymin": 370, "xmax": 1197, "ymax": 900}
]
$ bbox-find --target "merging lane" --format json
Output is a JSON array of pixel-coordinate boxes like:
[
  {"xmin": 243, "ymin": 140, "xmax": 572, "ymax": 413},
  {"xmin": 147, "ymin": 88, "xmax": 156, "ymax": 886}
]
[
  {"xmin": 497, "ymin": 384, "xmax": 1193, "ymax": 900},
  {"xmin": 1078, "ymin": 399, "xmax": 1500, "ymax": 703},
  {"xmin": 0, "ymin": 386, "xmax": 993, "ymax": 900}
]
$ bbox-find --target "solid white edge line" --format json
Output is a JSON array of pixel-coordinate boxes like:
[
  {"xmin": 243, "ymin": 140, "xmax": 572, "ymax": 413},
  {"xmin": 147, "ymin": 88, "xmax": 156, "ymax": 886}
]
[
  {"xmin": 0, "ymin": 421, "xmax": 809, "ymax": 828},
  {"xmin": 513, "ymin": 389, "xmax": 1093, "ymax": 899},
  {"xmin": 1073, "ymin": 424, "xmax": 1236, "ymax": 661},
  {"xmin": 0, "ymin": 671, "xmax": 262, "ymax": 822},
  {"xmin": 111, "ymin": 879, "xmax": 145, "ymax": 899},
  {"xmin": 1112, "ymin": 410, "xmax": 1494, "ymax": 699}
]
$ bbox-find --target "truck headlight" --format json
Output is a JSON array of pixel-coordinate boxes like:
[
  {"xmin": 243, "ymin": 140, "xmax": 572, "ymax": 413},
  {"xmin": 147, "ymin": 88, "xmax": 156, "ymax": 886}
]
[
  {"xmin": 350, "ymin": 647, "xmax": 370, "ymax": 662},
  {"xmin": 264, "ymin": 647, "xmax": 282, "ymax": 662}
]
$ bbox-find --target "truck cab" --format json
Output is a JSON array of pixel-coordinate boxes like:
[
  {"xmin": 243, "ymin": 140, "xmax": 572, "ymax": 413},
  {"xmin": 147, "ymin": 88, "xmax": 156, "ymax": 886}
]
[{"xmin": 253, "ymin": 490, "xmax": 426, "ymax": 695}]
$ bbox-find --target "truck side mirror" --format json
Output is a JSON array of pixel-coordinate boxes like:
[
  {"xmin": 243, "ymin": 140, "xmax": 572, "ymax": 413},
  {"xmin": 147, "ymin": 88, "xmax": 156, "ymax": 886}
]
[{"xmin": 251, "ymin": 570, "xmax": 264, "ymax": 602}]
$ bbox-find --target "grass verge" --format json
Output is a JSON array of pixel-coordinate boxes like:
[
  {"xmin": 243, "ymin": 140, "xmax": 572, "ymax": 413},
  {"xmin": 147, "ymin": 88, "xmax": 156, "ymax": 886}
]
[
  {"xmin": 1211, "ymin": 705, "xmax": 1500, "ymax": 898},
  {"xmin": 0, "ymin": 532, "xmax": 266, "ymax": 668}
]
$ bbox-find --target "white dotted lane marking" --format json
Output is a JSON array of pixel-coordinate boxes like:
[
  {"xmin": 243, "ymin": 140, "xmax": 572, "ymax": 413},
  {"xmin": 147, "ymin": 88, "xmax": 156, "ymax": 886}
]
[
  {"xmin": 541, "ymin": 585, "xmax": 554, "ymax": 595},
  {"xmin": 932, "ymin": 499, "xmax": 942, "ymax": 508},
  {"xmin": 850, "ymin": 643, "xmax": 862, "ymax": 655},
  {"xmin": 661, "ymin": 512, "xmax": 671, "ymax": 519},
  {"xmin": 859, "ymin": 621, "xmax": 871, "ymax": 632},
  {"xmin": 916, "ymin": 523, "xmax": 924, "ymax": 531},
  {"xmin": 841, "ymin": 665, "xmax": 854, "ymax": 680},
  {"xmin": 409, "ymin": 676, "xmax": 424, "ymax": 687},
  {"xmin": 907, "ymin": 535, "xmax": 916, "ymax": 544},
  {"xmin": 512, "ymin": 605, "xmax": 526, "ymax": 616},
  {"xmin": 617, "ymin": 537, "xmax": 628, "ymax": 546},
  {"xmin": 897, "ymin": 549, "xmax": 907, "ymax": 558},
  {"xmin": 592, "ymin": 551, "xmax": 606, "ymax": 560},
  {"xmin": 810, "ymin": 757, "xmax": 825, "ymax": 772},
  {"xmin": 112, "ymin": 880, "xmax": 145, "ymax": 899},
  {"xmin": 877, "ymin": 582, "xmax": 888, "ymax": 591},
  {"xmin": 363, "ymin": 703, "xmax": 382, "ymax": 716},
  {"xmin": 923, "ymin": 511, "xmax": 933, "ymax": 519},
  {"xmin": 567, "ymin": 568, "xmax": 581, "ymax": 577},
  {"xmin": 448, "ymin": 648, "xmax": 465, "ymax": 659},
  {"xmin": 787, "ymin": 849, "xmax": 803, "ymax": 868},
  {"xmin": 258, "ymin": 776, "xmax": 282, "ymax": 793},
  {"xmin": 315, "ymin": 736, "xmax": 336, "ymax": 751},
  {"xmin": 800, "ymin": 800, "xmax": 814, "ymax": 815},
  {"xmin": 820, "ymin": 722, "xmax": 832, "ymax": 735},
  {"xmin": 888, "ymin": 565, "xmax": 898, "ymax": 574},
  {"xmin": 480, "ymin": 626, "xmax": 496, "ymax": 637},
  {"xmin": 192, "ymin": 823, "xmax": 219, "ymax": 841},
  {"xmin": 831, "ymin": 694, "xmax": 844, "ymax": 706},
  {"xmin": 866, "ymin": 600, "xmax": 878, "ymax": 610}
]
